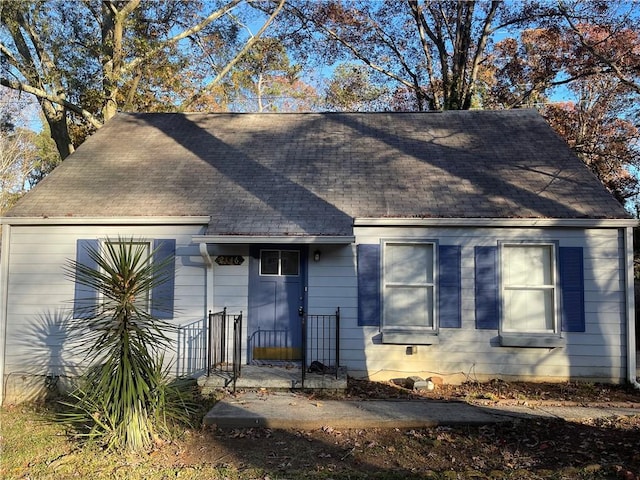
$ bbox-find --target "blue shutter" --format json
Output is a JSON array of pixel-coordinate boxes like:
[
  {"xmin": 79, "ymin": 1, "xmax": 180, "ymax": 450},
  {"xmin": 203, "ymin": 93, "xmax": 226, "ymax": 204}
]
[
  {"xmin": 151, "ymin": 239, "xmax": 176, "ymax": 319},
  {"xmin": 475, "ymin": 246, "xmax": 499, "ymax": 329},
  {"xmin": 559, "ymin": 247, "xmax": 585, "ymax": 332},
  {"xmin": 357, "ymin": 244, "xmax": 380, "ymax": 326},
  {"xmin": 439, "ymin": 245, "xmax": 461, "ymax": 328},
  {"xmin": 73, "ymin": 239, "xmax": 100, "ymax": 319}
]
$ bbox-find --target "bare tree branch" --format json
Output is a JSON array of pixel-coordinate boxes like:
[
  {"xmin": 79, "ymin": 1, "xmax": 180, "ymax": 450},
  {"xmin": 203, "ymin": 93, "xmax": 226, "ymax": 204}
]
[
  {"xmin": 559, "ymin": 2, "xmax": 640, "ymax": 95},
  {"xmin": 183, "ymin": 0, "xmax": 286, "ymax": 109},
  {"xmin": 124, "ymin": 0, "xmax": 244, "ymax": 76}
]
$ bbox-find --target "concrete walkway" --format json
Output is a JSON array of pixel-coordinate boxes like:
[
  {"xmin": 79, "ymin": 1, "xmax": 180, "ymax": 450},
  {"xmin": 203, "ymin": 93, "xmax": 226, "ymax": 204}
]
[{"xmin": 204, "ymin": 391, "xmax": 640, "ymax": 429}]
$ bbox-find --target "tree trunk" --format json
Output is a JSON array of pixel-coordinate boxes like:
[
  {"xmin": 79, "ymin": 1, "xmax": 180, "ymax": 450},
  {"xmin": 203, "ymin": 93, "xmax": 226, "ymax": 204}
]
[
  {"xmin": 101, "ymin": 1, "xmax": 140, "ymax": 122},
  {"xmin": 40, "ymin": 99, "xmax": 73, "ymax": 159},
  {"xmin": 101, "ymin": 2, "xmax": 119, "ymax": 122}
]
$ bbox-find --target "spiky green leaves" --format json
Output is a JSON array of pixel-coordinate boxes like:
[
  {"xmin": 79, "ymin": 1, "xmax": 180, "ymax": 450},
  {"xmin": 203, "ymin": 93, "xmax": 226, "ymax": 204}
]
[{"xmin": 62, "ymin": 237, "xmax": 190, "ymax": 452}]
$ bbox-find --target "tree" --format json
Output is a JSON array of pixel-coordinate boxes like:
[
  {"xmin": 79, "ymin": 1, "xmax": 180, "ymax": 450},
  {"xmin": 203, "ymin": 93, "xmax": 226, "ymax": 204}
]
[
  {"xmin": 558, "ymin": 1, "xmax": 640, "ymax": 96},
  {"xmin": 542, "ymin": 81, "xmax": 640, "ymax": 205},
  {"xmin": 275, "ymin": 1, "xmax": 640, "ymax": 111},
  {"xmin": 0, "ymin": 89, "xmax": 59, "ymax": 213},
  {"xmin": 62, "ymin": 238, "xmax": 191, "ymax": 452},
  {"xmin": 1, "ymin": 0, "xmax": 285, "ymax": 159},
  {"xmin": 324, "ymin": 63, "xmax": 389, "ymax": 111},
  {"xmin": 485, "ymin": 28, "xmax": 569, "ymax": 109},
  {"xmin": 227, "ymin": 37, "xmax": 317, "ymax": 112},
  {"xmin": 484, "ymin": 13, "xmax": 640, "ymax": 207},
  {"xmin": 275, "ymin": 0, "xmax": 565, "ymax": 111}
]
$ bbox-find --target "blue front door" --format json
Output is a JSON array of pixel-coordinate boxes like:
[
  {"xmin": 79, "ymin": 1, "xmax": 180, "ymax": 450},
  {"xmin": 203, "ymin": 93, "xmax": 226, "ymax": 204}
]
[{"xmin": 248, "ymin": 246, "xmax": 306, "ymax": 362}]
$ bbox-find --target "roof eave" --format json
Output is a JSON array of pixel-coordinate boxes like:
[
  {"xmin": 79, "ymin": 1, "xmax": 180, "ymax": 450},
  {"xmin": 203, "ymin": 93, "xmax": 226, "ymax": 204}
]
[
  {"xmin": 354, "ymin": 217, "xmax": 638, "ymax": 228},
  {"xmin": 193, "ymin": 235, "xmax": 356, "ymax": 244},
  {"xmin": 0, "ymin": 216, "xmax": 211, "ymax": 226}
]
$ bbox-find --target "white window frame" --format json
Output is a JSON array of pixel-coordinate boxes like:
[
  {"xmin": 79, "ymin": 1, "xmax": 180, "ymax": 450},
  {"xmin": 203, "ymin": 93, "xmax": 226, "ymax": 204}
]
[
  {"xmin": 259, "ymin": 249, "xmax": 300, "ymax": 277},
  {"xmin": 499, "ymin": 241, "xmax": 564, "ymax": 347},
  {"xmin": 102, "ymin": 239, "xmax": 153, "ymax": 310},
  {"xmin": 381, "ymin": 240, "xmax": 438, "ymax": 343}
]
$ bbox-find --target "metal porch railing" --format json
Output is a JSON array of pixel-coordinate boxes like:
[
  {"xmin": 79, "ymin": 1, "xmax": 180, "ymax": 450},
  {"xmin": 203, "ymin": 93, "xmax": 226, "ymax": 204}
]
[
  {"xmin": 206, "ymin": 307, "xmax": 340, "ymax": 390},
  {"xmin": 248, "ymin": 328, "xmax": 299, "ymax": 362},
  {"xmin": 207, "ymin": 308, "xmax": 243, "ymax": 390}
]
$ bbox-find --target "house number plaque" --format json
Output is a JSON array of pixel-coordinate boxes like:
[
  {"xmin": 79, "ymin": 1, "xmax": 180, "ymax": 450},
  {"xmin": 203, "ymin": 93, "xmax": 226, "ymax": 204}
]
[{"xmin": 215, "ymin": 255, "xmax": 245, "ymax": 266}]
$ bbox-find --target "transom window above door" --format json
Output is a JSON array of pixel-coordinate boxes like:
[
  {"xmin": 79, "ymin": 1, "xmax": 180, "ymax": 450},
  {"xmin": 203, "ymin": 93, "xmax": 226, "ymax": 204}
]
[{"xmin": 260, "ymin": 250, "xmax": 300, "ymax": 276}]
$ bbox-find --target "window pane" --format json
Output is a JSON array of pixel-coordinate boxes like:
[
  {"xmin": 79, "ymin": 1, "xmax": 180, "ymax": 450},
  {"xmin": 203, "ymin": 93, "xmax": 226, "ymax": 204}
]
[
  {"xmin": 281, "ymin": 251, "xmax": 299, "ymax": 276},
  {"xmin": 384, "ymin": 286, "xmax": 434, "ymax": 328},
  {"xmin": 385, "ymin": 244, "xmax": 433, "ymax": 284},
  {"xmin": 504, "ymin": 289, "xmax": 554, "ymax": 332},
  {"xmin": 504, "ymin": 245, "xmax": 552, "ymax": 285},
  {"xmin": 260, "ymin": 250, "xmax": 279, "ymax": 275}
]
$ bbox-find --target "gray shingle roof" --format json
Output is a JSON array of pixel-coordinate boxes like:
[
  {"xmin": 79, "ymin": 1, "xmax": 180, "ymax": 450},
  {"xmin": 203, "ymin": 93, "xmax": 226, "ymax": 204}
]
[{"xmin": 4, "ymin": 110, "xmax": 630, "ymax": 235}]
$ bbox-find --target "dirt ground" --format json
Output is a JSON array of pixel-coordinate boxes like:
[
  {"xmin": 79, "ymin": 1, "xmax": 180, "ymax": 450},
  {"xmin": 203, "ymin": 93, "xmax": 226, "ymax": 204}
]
[{"xmin": 152, "ymin": 379, "xmax": 640, "ymax": 479}]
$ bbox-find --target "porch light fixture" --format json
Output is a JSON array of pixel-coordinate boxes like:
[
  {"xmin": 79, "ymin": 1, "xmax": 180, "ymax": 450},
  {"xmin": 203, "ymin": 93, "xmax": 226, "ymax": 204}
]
[{"xmin": 313, "ymin": 250, "xmax": 321, "ymax": 262}]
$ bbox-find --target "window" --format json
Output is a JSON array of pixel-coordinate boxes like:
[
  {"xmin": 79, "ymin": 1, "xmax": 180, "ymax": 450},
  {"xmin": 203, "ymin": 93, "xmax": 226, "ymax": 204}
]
[
  {"xmin": 105, "ymin": 240, "xmax": 151, "ymax": 310},
  {"xmin": 382, "ymin": 241, "xmax": 436, "ymax": 333},
  {"xmin": 499, "ymin": 243, "xmax": 564, "ymax": 347},
  {"xmin": 73, "ymin": 238, "xmax": 175, "ymax": 320},
  {"xmin": 260, "ymin": 249, "xmax": 299, "ymax": 276}
]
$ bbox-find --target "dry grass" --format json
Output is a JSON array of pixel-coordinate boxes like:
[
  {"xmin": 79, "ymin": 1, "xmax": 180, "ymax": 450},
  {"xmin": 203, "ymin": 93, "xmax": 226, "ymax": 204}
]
[{"xmin": 1, "ymin": 379, "xmax": 639, "ymax": 480}]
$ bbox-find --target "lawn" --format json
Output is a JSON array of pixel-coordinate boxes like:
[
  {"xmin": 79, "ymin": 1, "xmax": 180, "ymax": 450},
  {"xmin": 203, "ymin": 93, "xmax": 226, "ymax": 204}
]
[{"xmin": 1, "ymin": 381, "xmax": 639, "ymax": 480}]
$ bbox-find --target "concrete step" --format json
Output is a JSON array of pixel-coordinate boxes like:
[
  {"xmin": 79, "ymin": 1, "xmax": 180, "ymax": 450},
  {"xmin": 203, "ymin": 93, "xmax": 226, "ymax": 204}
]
[{"xmin": 197, "ymin": 365, "xmax": 347, "ymax": 393}]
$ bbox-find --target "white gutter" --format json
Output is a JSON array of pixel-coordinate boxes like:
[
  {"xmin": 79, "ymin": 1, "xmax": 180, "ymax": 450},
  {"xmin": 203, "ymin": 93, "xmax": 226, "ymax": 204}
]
[
  {"xmin": 0, "ymin": 224, "xmax": 11, "ymax": 405},
  {"xmin": 624, "ymin": 227, "xmax": 640, "ymax": 389},
  {"xmin": 0, "ymin": 216, "xmax": 211, "ymax": 226},
  {"xmin": 199, "ymin": 242, "xmax": 213, "ymax": 267},
  {"xmin": 199, "ymin": 243, "xmax": 214, "ymax": 316},
  {"xmin": 193, "ymin": 235, "xmax": 356, "ymax": 244},
  {"xmin": 354, "ymin": 217, "xmax": 639, "ymax": 228}
]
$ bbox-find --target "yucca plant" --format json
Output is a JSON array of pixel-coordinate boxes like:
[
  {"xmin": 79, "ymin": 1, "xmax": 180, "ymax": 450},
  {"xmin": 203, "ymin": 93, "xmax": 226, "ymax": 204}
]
[{"xmin": 62, "ymin": 237, "xmax": 192, "ymax": 451}]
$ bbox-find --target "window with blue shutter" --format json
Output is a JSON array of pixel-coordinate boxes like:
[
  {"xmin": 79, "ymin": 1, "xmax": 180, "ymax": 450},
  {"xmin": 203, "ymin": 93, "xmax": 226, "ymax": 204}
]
[
  {"xmin": 73, "ymin": 238, "xmax": 176, "ymax": 320},
  {"xmin": 478, "ymin": 242, "xmax": 585, "ymax": 348},
  {"xmin": 383, "ymin": 241, "xmax": 436, "ymax": 331},
  {"xmin": 357, "ymin": 242, "xmax": 463, "ymax": 334}
]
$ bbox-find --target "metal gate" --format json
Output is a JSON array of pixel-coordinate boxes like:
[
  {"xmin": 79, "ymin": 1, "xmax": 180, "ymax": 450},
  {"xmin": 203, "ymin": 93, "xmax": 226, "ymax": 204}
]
[
  {"xmin": 302, "ymin": 308, "xmax": 340, "ymax": 387},
  {"xmin": 207, "ymin": 308, "xmax": 243, "ymax": 390}
]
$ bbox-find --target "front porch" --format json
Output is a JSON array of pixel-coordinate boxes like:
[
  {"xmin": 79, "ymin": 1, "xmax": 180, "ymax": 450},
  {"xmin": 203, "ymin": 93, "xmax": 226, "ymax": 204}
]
[{"xmin": 190, "ymin": 307, "xmax": 345, "ymax": 392}]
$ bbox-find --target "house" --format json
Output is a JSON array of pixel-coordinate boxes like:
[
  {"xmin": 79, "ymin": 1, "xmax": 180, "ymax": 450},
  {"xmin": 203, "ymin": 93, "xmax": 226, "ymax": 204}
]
[{"xmin": 1, "ymin": 109, "xmax": 637, "ymax": 403}]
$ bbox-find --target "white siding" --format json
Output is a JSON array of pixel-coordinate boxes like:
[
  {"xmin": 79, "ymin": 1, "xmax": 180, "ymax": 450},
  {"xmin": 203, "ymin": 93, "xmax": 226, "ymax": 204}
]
[
  {"xmin": 3, "ymin": 224, "xmax": 208, "ymax": 402},
  {"xmin": 344, "ymin": 226, "xmax": 630, "ymax": 384},
  {"xmin": 307, "ymin": 244, "xmax": 357, "ymax": 316},
  {"xmin": 3, "ymin": 222, "xmax": 632, "ymax": 402}
]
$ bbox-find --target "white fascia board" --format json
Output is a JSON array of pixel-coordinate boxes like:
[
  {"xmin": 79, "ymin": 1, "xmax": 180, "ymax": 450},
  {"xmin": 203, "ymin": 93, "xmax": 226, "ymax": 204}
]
[
  {"xmin": 354, "ymin": 217, "xmax": 639, "ymax": 228},
  {"xmin": 624, "ymin": 227, "xmax": 638, "ymax": 386},
  {"xmin": 0, "ymin": 216, "xmax": 211, "ymax": 226},
  {"xmin": 193, "ymin": 235, "xmax": 355, "ymax": 244},
  {"xmin": 0, "ymin": 224, "xmax": 11, "ymax": 405}
]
